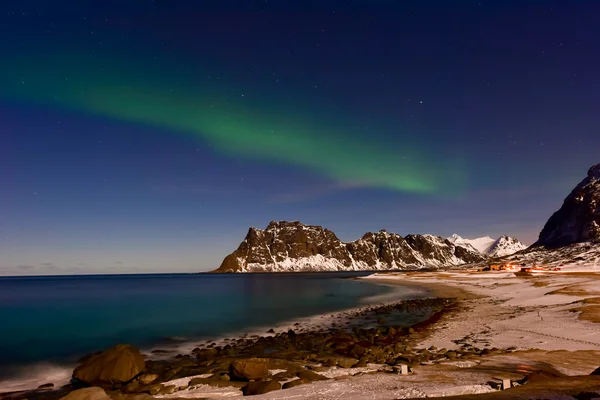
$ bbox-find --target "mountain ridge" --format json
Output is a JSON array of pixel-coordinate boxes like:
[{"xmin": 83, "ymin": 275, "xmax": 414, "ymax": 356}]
[
  {"xmin": 448, "ymin": 234, "xmax": 527, "ymax": 258},
  {"xmin": 215, "ymin": 221, "xmax": 489, "ymax": 273}
]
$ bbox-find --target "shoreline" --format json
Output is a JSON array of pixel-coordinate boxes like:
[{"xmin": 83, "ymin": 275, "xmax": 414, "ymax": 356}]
[
  {"xmin": 0, "ymin": 278, "xmax": 433, "ymax": 395},
  {"xmin": 2, "ymin": 294, "xmax": 458, "ymax": 399},
  {"xmin": 4, "ymin": 270, "xmax": 600, "ymax": 400},
  {"xmin": 360, "ymin": 274, "xmax": 482, "ymax": 300}
]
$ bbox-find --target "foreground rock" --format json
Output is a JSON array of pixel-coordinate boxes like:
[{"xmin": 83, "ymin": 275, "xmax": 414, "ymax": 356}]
[
  {"xmin": 73, "ymin": 344, "xmax": 145, "ymax": 386},
  {"xmin": 230, "ymin": 358, "xmax": 272, "ymax": 381},
  {"xmin": 241, "ymin": 380, "xmax": 281, "ymax": 396},
  {"xmin": 59, "ymin": 387, "xmax": 111, "ymax": 400}
]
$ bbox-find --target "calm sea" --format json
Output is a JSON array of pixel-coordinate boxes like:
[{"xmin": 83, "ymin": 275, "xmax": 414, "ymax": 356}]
[{"xmin": 0, "ymin": 272, "xmax": 425, "ymax": 389}]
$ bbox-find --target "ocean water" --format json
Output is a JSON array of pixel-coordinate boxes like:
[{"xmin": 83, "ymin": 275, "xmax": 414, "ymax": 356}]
[{"xmin": 0, "ymin": 272, "xmax": 425, "ymax": 389}]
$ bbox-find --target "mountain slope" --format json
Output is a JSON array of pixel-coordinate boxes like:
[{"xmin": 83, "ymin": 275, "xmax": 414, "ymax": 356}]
[
  {"xmin": 504, "ymin": 163, "xmax": 600, "ymax": 267},
  {"xmin": 448, "ymin": 234, "xmax": 526, "ymax": 257},
  {"xmin": 448, "ymin": 234, "xmax": 496, "ymax": 254},
  {"xmin": 535, "ymin": 163, "xmax": 600, "ymax": 248},
  {"xmin": 215, "ymin": 221, "xmax": 486, "ymax": 273},
  {"xmin": 486, "ymin": 235, "xmax": 528, "ymax": 257}
]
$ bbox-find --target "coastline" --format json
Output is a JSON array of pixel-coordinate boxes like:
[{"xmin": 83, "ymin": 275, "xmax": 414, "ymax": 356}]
[
  {"xmin": 360, "ymin": 274, "xmax": 481, "ymax": 300},
  {"xmin": 0, "ymin": 277, "xmax": 434, "ymax": 395},
  {"xmin": 4, "ymin": 270, "xmax": 600, "ymax": 400}
]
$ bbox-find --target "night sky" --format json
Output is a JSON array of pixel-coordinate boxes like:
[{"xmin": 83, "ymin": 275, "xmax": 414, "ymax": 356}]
[{"xmin": 2, "ymin": 1, "xmax": 599, "ymax": 274}]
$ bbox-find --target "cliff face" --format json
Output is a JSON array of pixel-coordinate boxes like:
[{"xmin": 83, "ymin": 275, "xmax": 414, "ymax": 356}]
[
  {"xmin": 535, "ymin": 164, "xmax": 600, "ymax": 248},
  {"xmin": 215, "ymin": 221, "xmax": 485, "ymax": 273}
]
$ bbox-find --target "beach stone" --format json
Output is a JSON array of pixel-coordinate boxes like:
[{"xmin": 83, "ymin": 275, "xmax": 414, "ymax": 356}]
[
  {"xmin": 349, "ymin": 344, "xmax": 366, "ymax": 357},
  {"xmin": 445, "ymin": 351, "xmax": 458, "ymax": 359},
  {"xmin": 352, "ymin": 358, "xmax": 369, "ymax": 368},
  {"xmin": 297, "ymin": 369, "xmax": 329, "ymax": 382},
  {"xmin": 337, "ymin": 357, "xmax": 358, "ymax": 368},
  {"xmin": 306, "ymin": 365, "xmax": 329, "ymax": 372},
  {"xmin": 241, "ymin": 380, "xmax": 281, "ymax": 396},
  {"xmin": 73, "ymin": 344, "xmax": 145, "ymax": 385},
  {"xmin": 137, "ymin": 374, "xmax": 158, "ymax": 385},
  {"xmin": 194, "ymin": 348, "xmax": 218, "ymax": 361},
  {"xmin": 220, "ymin": 373, "xmax": 231, "ymax": 381},
  {"xmin": 123, "ymin": 380, "xmax": 142, "ymax": 393},
  {"xmin": 282, "ymin": 378, "xmax": 309, "ymax": 389},
  {"xmin": 230, "ymin": 358, "xmax": 271, "ymax": 381},
  {"xmin": 148, "ymin": 385, "xmax": 162, "ymax": 395},
  {"xmin": 38, "ymin": 383, "xmax": 54, "ymax": 389},
  {"xmin": 157, "ymin": 385, "xmax": 177, "ymax": 395},
  {"xmin": 272, "ymin": 370, "xmax": 297, "ymax": 381},
  {"xmin": 60, "ymin": 387, "xmax": 112, "ymax": 400}
]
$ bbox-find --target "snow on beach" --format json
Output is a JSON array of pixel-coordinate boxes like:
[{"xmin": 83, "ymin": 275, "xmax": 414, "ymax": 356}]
[
  {"xmin": 364, "ymin": 269, "xmax": 600, "ymax": 354},
  {"xmin": 153, "ymin": 269, "xmax": 600, "ymax": 399}
]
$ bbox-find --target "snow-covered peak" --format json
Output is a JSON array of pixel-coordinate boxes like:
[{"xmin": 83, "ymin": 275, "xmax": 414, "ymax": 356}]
[
  {"xmin": 448, "ymin": 234, "xmax": 525, "ymax": 257},
  {"xmin": 448, "ymin": 234, "xmax": 496, "ymax": 254},
  {"xmin": 487, "ymin": 235, "xmax": 528, "ymax": 257},
  {"xmin": 448, "ymin": 233, "xmax": 463, "ymax": 242}
]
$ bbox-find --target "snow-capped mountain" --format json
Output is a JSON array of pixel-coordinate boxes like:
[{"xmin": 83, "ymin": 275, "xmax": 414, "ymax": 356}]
[
  {"xmin": 214, "ymin": 221, "xmax": 486, "ymax": 273},
  {"xmin": 448, "ymin": 234, "xmax": 526, "ymax": 257},
  {"xmin": 214, "ymin": 164, "xmax": 600, "ymax": 273},
  {"xmin": 486, "ymin": 235, "xmax": 529, "ymax": 257}
]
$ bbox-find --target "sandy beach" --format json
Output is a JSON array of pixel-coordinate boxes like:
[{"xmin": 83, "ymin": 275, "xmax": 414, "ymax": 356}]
[{"xmin": 176, "ymin": 269, "xmax": 600, "ymax": 399}]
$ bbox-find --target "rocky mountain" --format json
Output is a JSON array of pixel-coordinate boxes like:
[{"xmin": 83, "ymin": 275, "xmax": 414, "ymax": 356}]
[
  {"xmin": 448, "ymin": 234, "xmax": 526, "ymax": 257},
  {"xmin": 535, "ymin": 163, "xmax": 600, "ymax": 248},
  {"xmin": 486, "ymin": 235, "xmax": 528, "ymax": 257},
  {"xmin": 504, "ymin": 242, "xmax": 600, "ymax": 268},
  {"xmin": 501, "ymin": 163, "xmax": 600, "ymax": 268},
  {"xmin": 215, "ymin": 221, "xmax": 486, "ymax": 273}
]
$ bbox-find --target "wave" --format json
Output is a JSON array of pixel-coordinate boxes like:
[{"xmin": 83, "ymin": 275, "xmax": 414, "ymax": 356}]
[{"xmin": 0, "ymin": 362, "xmax": 73, "ymax": 393}]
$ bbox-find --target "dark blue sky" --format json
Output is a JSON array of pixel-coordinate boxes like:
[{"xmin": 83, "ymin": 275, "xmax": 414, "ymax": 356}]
[{"xmin": 2, "ymin": 0, "xmax": 599, "ymax": 274}]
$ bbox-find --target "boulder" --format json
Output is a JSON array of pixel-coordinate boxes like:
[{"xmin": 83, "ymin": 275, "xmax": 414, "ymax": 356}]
[
  {"xmin": 282, "ymin": 378, "xmax": 309, "ymax": 389},
  {"xmin": 123, "ymin": 380, "xmax": 142, "ymax": 394},
  {"xmin": 230, "ymin": 358, "xmax": 271, "ymax": 381},
  {"xmin": 194, "ymin": 348, "xmax": 218, "ymax": 362},
  {"xmin": 137, "ymin": 373, "xmax": 158, "ymax": 385},
  {"xmin": 60, "ymin": 387, "xmax": 112, "ymax": 400},
  {"xmin": 241, "ymin": 380, "xmax": 281, "ymax": 396},
  {"xmin": 337, "ymin": 357, "xmax": 359, "ymax": 368},
  {"xmin": 73, "ymin": 344, "xmax": 145, "ymax": 385},
  {"xmin": 157, "ymin": 385, "xmax": 177, "ymax": 395},
  {"xmin": 296, "ymin": 369, "xmax": 329, "ymax": 382},
  {"xmin": 272, "ymin": 370, "xmax": 298, "ymax": 381},
  {"xmin": 352, "ymin": 358, "xmax": 368, "ymax": 368}
]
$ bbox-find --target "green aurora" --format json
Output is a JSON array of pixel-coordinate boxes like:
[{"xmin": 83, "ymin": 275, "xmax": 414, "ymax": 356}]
[{"xmin": 1, "ymin": 51, "xmax": 465, "ymax": 195}]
